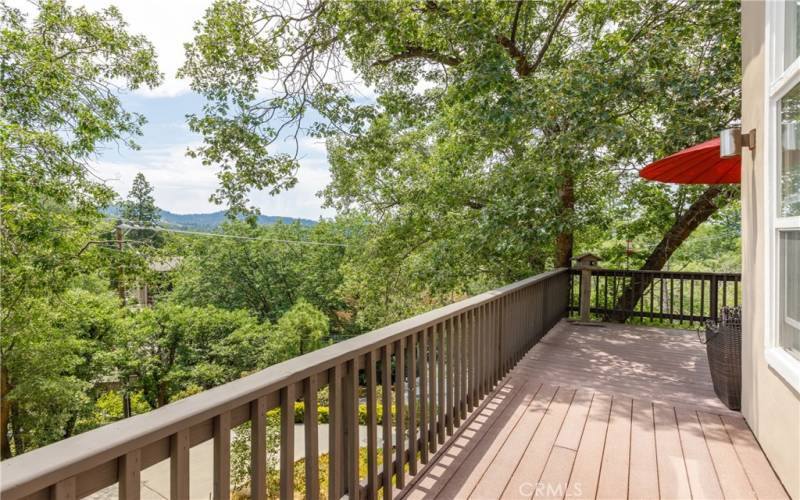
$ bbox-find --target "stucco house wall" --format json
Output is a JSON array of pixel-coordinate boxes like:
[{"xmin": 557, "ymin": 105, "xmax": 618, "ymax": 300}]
[{"xmin": 741, "ymin": 2, "xmax": 800, "ymax": 498}]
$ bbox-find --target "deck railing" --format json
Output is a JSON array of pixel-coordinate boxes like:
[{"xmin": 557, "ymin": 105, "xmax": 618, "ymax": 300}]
[
  {"xmin": 568, "ymin": 268, "xmax": 742, "ymax": 326},
  {"xmin": 0, "ymin": 269, "xmax": 570, "ymax": 500}
]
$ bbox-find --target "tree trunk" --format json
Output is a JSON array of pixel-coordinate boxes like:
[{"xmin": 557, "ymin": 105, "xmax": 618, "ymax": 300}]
[
  {"xmin": 554, "ymin": 173, "xmax": 575, "ymax": 268},
  {"xmin": 605, "ymin": 185, "xmax": 736, "ymax": 323},
  {"xmin": 1, "ymin": 365, "xmax": 11, "ymax": 459}
]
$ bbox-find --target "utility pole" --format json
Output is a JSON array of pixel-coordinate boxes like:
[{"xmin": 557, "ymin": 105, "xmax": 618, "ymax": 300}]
[
  {"xmin": 115, "ymin": 222, "xmax": 126, "ymax": 306},
  {"xmin": 115, "ymin": 221, "xmax": 132, "ymax": 417}
]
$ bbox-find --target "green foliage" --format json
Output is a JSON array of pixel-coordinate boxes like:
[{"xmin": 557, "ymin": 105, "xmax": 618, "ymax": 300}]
[
  {"xmin": 114, "ymin": 303, "xmax": 269, "ymax": 408},
  {"xmin": 269, "ymin": 299, "xmax": 330, "ymax": 361},
  {"xmin": 75, "ymin": 391, "xmax": 150, "ymax": 433},
  {"xmin": 169, "ymin": 220, "xmax": 355, "ymax": 328},
  {"xmin": 0, "ymin": 0, "xmax": 160, "ymax": 457}
]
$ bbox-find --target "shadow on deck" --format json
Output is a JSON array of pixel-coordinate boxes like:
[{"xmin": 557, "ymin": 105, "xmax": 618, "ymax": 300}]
[{"xmin": 402, "ymin": 320, "xmax": 788, "ymax": 500}]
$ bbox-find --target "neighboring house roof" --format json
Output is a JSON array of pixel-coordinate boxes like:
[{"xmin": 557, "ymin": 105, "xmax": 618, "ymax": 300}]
[{"xmin": 149, "ymin": 257, "xmax": 182, "ymax": 272}]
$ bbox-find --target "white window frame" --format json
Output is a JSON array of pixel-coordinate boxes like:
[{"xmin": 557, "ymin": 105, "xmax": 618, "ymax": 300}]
[{"xmin": 764, "ymin": 0, "xmax": 800, "ymax": 393}]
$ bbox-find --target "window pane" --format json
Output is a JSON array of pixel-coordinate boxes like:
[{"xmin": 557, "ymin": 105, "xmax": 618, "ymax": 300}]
[
  {"xmin": 779, "ymin": 82, "xmax": 800, "ymax": 217},
  {"xmin": 780, "ymin": 231, "xmax": 800, "ymax": 359},
  {"xmin": 786, "ymin": 1, "xmax": 800, "ymax": 70}
]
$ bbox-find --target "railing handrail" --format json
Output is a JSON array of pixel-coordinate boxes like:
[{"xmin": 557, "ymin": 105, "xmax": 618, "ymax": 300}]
[
  {"xmin": 567, "ymin": 267, "xmax": 741, "ymax": 326},
  {"xmin": 0, "ymin": 268, "xmax": 569, "ymax": 499},
  {"xmin": 571, "ymin": 268, "xmax": 741, "ymax": 279}
]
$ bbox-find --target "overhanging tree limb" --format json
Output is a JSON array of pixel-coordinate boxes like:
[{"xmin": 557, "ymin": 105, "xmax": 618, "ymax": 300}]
[{"xmin": 604, "ymin": 184, "xmax": 738, "ymax": 323}]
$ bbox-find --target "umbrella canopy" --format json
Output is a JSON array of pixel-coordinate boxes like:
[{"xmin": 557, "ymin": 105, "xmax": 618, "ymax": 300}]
[{"xmin": 639, "ymin": 138, "xmax": 740, "ymax": 184}]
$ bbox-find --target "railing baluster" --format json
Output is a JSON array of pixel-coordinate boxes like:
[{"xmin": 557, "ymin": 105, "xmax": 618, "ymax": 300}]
[
  {"xmin": 690, "ymin": 278, "xmax": 695, "ymax": 325},
  {"xmin": 650, "ymin": 277, "xmax": 655, "ymax": 322},
  {"xmin": 212, "ymin": 414, "xmax": 229, "ymax": 500},
  {"xmin": 381, "ymin": 345, "xmax": 393, "ymax": 499},
  {"xmin": 366, "ymin": 350, "xmax": 378, "ymax": 499},
  {"xmin": 722, "ymin": 275, "xmax": 728, "ymax": 308},
  {"xmin": 437, "ymin": 321, "xmax": 446, "ymax": 444},
  {"xmin": 395, "ymin": 336, "xmax": 406, "ymax": 488},
  {"xmin": 419, "ymin": 328, "xmax": 429, "ymax": 464},
  {"xmin": 446, "ymin": 317, "xmax": 455, "ymax": 436},
  {"xmin": 669, "ymin": 274, "xmax": 675, "ymax": 323},
  {"xmin": 479, "ymin": 305, "xmax": 486, "ymax": 398},
  {"xmin": 304, "ymin": 376, "xmax": 319, "ymax": 500},
  {"xmin": 457, "ymin": 313, "xmax": 466, "ymax": 422},
  {"xmin": 594, "ymin": 273, "xmax": 600, "ymax": 311},
  {"xmin": 427, "ymin": 325, "xmax": 437, "ymax": 453},
  {"xmin": 250, "ymin": 397, "xmax": 267, "ymax": 500},
  {"xmin": 119, "ymin": 450, "xmax": 141, "ymax": 500},
  {"xmin": 170, "ymin": 429, "xmax": 190, "ymax": 500},
  {"xmin": 280, "ymin": 384, "xmax": 296, "ymax": 500},
  {"xmin": 328, "ymin": 364, "xmax": 343, "ymax": 500},
  {"xmin": 52, "ymin": 477, "xmax": 76, "ymax": 500},
  {"xmin": 700, "ymin": 277, "xmax": 706, "ymax": 320},
  {"xmin": 408, "ymin": 331, "xmax": 418, "ymax": 474},
  {"xmin": 345, "ymin": 360, "xmax": 360, "ymax": 498},
  {"xmin": 467, "ymin": 308, "xmax": 475, "ymax": 411},
  {"xmin": 640, "ymin": 275, "xmax": 646, "ymax": 322},
  {"xmin": 710, "ymin": 274, "xmax": 719, "ymax": 321},
  {"xmin": 495, "ymin": 299, "xmax": 501, "ymax": 381}
]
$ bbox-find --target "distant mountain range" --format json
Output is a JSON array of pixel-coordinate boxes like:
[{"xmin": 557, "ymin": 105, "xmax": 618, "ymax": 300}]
[{"xmin": 105, "ymin": 206, "xmax": 316, "ymax": 231}]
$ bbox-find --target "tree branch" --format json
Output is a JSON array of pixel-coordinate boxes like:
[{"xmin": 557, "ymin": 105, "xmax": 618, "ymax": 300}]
[
  {"xmin": 510, "ymin": 0, "xmax": 524, "ymax": 46},
  {"xmin": 496, "ymin": 0, "xmax": 576, "ymax": 76},
  {"xmin": 528, "ymin": 0, "xmax": 577, "ymax": 73}
]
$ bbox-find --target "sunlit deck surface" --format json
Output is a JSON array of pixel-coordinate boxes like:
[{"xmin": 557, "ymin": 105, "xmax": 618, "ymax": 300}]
[{"xmin": 402, "ymin": 321, "xmax": 788, "ymax": 500}]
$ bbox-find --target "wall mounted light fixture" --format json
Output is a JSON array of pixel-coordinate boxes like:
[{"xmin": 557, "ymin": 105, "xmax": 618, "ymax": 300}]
[{"xmin": 720, "ymin": 127, "xmax": 757, "ymax": 157}]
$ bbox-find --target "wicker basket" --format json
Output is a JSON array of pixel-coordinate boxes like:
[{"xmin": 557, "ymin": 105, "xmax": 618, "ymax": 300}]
[{"xmin": 702, "ymin": 307, "xmax": 742, "ymax": 410}]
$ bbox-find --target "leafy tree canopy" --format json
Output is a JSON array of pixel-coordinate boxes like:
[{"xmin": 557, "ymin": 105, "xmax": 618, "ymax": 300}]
[{"xmin": 181, "ymin": 0, "xmax": 740, "ymax": 288}]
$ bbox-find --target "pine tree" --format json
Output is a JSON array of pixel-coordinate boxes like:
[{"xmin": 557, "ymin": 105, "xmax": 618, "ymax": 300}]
[{"xmin": 121, "ymin": 173, "xmax": 159, "ymax": 225}]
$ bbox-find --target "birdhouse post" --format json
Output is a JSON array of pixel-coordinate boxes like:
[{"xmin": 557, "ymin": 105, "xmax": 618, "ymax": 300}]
[{"xmin": 572, "ymin": 253, "xmax": 602, "ymax": 322}]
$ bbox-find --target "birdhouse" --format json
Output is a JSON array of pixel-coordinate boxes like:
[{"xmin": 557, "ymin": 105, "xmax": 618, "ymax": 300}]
[{"xmin": 572, "ymin": 253, "xmax": 602, "ymax": 269}]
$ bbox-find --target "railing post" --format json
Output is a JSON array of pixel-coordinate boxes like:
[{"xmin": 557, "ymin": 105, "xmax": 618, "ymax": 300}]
[
  {"xmin": 497, "ymin": 297, "xmax": 503, "ymax": 378},
  {"xmin": 573, "ymin": 254, "xmax": 602, "ymax": 322}
]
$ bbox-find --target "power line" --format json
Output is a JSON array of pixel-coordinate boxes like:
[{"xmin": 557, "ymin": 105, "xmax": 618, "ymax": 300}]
[{"xmin": 116, "ymin": 223, "xmax": 349, "ymax": 248}]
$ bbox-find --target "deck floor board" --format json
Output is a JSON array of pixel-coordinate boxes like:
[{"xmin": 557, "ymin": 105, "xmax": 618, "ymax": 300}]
[{"xmin": 401, "ymin": 320, "xmax": 788, "ymax": 499}]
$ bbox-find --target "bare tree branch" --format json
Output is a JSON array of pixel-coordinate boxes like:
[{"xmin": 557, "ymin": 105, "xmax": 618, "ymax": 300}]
[
  {"xmin": 528, "ymin": 0, "xmax": 577, "ymax": 74},
  {"xmin": 509, "ymin": 0, "xmax": 524, "ymax": 46}
]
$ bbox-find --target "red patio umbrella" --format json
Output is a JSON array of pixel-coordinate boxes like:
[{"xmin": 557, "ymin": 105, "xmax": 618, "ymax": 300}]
[{"xmin": 639, "ymin": 137, "xmax": 740, "ymax": 184}]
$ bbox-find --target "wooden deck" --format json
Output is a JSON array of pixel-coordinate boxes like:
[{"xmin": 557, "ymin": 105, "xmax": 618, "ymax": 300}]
[{"xmin": 402, "ymin": 321, "xmax": 788, "ymax": 500}]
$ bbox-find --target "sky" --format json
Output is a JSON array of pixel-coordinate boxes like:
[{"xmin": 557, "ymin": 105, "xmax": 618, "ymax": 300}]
[{"xmin": 15, "ymin": 0, "xmax": 338, "ymax": 219}]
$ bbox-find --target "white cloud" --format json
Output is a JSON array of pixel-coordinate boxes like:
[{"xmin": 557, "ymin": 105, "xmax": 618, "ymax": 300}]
[{"xmin": 95, "ymin": 143, "xmax": 334, "ymax": 219}]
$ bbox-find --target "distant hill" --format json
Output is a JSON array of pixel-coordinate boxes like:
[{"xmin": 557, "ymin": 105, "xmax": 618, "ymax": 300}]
[{"xmin": 105, "ymin": 206, "xmax": 316, "ymax": 231}]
